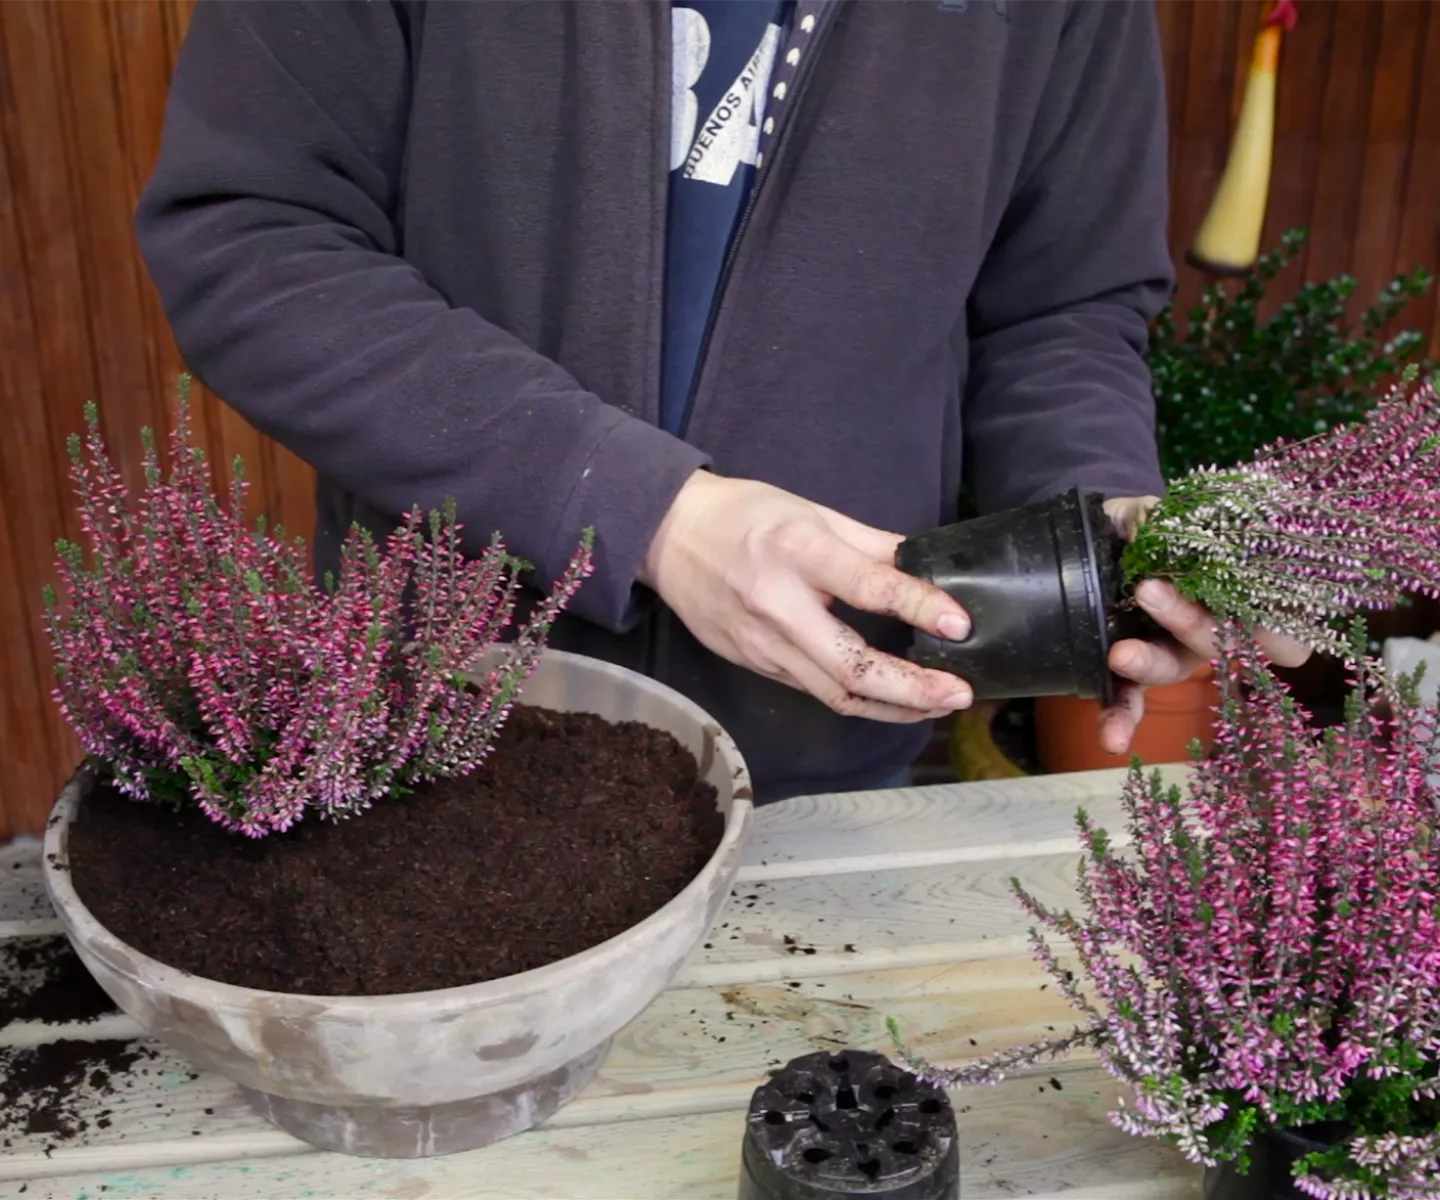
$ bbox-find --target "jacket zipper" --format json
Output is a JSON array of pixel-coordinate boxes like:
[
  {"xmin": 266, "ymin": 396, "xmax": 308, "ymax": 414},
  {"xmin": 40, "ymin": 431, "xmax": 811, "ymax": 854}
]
[
  {"xmin": 675, "ymin": 0, "xmax": 844, "ymax": 439},
  {"xmin": 651, "ymin": 1, "xmax": 843, "ymax": 691}
]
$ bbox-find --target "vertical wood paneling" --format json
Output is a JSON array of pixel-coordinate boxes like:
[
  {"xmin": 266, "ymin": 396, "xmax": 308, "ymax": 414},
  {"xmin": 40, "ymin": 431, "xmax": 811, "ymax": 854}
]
[
  {"xmin": 1262, "ymin": 0, "xmax": 1325, "ymax": 301},
  {"xmin": 0, "ymin": 104, "xmax": 65, "ymax": 825},
  {"xmin": 1155, "ymin": 0, "xmax": 1194, "ymax": 188},
  {"xmin": 1392, "ymin": 4, "xmax": 1440, "ymax": 356},
  {"xmin": 0, "ymin": 2, "xmax": 84, "ymax": 829},
  {"xmin": 1304, "ymin": 1, "xmax": 1380, "ymax": 286},
  {"xmin": 0, "ymin": 0, "xmax": 1437, "ymax": 835},
  {"xmin": 52, "ymin": 0, "xmax": 170, "ymax": 479},
  {"xmin": 1169, "ymin": 0, "xmax": 1246, "ymax": 299},
  {"xmin": 1352, "ymin": 2, "xmax": 1431, "ymax": 325}
]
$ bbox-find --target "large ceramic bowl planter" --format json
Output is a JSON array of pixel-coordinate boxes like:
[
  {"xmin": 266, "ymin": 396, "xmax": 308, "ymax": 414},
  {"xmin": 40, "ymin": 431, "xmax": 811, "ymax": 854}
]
[{"xmin": 43, "ymin": 649, "xmax": 753, "ymax": 1159}]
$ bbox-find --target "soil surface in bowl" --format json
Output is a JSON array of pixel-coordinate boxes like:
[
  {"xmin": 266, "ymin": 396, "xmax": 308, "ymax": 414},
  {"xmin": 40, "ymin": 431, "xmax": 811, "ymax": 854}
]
[{"xmin": 66, "ymin": 705, "xmax": 724, "ymax": 996}]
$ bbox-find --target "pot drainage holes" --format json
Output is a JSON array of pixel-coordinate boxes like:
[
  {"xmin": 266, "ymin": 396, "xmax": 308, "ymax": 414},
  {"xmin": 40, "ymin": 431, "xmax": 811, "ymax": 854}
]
[{"xmin": 740, "ymin": 1048, "xmax": 960, "ymax": 1199}]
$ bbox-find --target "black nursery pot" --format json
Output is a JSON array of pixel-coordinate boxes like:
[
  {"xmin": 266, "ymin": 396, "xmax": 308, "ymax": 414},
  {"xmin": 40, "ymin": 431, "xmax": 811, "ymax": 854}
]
[
  {"xmin": 739, "ymin": 1050, "xmax": 959, "ymax": 1200},
  {"xmin": 895, "ymin": 487, "xmax": 1161, "ymax": 704},
  {"xmin": 1202, "ymin": 1124, "xmax": 1348, "ymax": 1200}
]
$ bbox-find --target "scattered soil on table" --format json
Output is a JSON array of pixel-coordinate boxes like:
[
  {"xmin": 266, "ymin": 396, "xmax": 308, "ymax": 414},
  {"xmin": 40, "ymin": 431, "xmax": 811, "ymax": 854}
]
[
  {"xmin": 67, "ymin": 705, "xmax": 724, "ymax": 996},
  {"xmin": 0, "ymin": 936, "xmax": 118, "ymax": 1028},
  {"xmin": 0, "ymin": 1038, "xmax": 155, "ymax": 1148}
]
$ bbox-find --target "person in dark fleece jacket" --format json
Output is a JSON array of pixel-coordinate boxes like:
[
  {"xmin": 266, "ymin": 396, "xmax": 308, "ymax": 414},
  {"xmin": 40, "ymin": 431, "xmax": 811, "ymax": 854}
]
[{"xmin": 135, "ymin": 0, "xmax": 1307, "ymax": 805}]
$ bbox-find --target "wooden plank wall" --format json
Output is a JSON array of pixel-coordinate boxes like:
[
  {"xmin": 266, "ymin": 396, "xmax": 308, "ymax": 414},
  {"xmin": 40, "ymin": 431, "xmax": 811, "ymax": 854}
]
[{"xmin": 2, "ymin": 0, "xmax": 1438, "ymax": 838}]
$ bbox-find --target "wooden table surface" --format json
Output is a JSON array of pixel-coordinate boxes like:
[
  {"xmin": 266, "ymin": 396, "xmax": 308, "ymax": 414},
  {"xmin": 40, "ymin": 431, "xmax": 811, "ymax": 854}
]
[{"xmin": 1, "ymin": 767, "xmax": 1201, "ymax": 1199}]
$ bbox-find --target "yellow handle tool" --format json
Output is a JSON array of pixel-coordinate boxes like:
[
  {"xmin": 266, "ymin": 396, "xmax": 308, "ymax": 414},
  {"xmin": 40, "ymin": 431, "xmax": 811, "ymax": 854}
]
[{"xmin": 1189, "ymin": 0, "xmax": 1298, "ymax": 276}]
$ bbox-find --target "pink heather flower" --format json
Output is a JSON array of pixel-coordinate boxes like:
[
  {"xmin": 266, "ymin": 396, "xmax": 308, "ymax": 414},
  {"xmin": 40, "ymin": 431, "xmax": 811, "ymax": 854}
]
[
  {"xmin": 43, "ymin": 382, "xmax": 594, "ymax": 837},
  {"xmin": 1122, "ymin": 372, "xmax": 1440, "ymax": 658},
  {"xmin": 890, "ymin": 621, "xmax": 1440, "ymax": 1199}
]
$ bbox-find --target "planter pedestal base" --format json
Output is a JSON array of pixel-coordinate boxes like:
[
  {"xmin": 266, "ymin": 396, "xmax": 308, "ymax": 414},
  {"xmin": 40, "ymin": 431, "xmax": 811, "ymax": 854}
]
[{"xmin": 239, "ymin": 1037, "xmax": 613, "ymax": 1157}]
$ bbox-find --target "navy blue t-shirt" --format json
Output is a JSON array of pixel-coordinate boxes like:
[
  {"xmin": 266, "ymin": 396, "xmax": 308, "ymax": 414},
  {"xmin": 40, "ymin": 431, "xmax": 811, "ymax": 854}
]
[{"xmin": 661, "ymin": 0, "xmax": 794, "ymax": 434}]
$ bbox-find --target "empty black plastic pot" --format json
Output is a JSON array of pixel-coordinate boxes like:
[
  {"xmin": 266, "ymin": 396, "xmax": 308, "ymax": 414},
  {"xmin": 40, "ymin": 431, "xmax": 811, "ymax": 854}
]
[
  {"xmin": 738, "ymin": 1050, "xmax": 959, "ymax": 1200},
  {"xmin": 896, "ymin": 487, "xmax": 1159, "ymax": 705},
  {"xmin": 1202, "ymin": 1125, "xmax": 1347, "ymax": 1200}
]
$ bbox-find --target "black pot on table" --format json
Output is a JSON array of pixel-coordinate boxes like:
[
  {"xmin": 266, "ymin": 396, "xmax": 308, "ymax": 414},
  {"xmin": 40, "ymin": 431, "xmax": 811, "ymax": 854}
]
[
  {"xmin": 1203, "ymin": 1125, "xmax": 1347, "ymax": 1200},
  {"xmin": 739, "ymin": 1050, "xmax": 959, "ymax": 1200},
  {"xmin": 896, "ymin": 487, "xmax": 1163, "ymax": 705}
]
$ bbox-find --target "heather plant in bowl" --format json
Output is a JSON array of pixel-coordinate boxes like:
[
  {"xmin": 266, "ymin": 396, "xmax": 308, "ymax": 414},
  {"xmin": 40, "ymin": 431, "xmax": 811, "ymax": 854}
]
[
  {"xmin": 890, "ymin": 623, "xmax": 1440, "ymax": 1199},
  {"xmin": 38, "ymin": 383, "xmax": 754, "ymax": 1158},
  {"xmin": 45, "ymin": 385, "xmax": 594, "ymax": 838}
]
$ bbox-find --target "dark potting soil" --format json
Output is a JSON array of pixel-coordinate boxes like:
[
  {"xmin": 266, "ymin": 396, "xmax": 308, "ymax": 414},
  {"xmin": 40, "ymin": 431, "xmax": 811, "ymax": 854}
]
[
  {"xmin": 0, "ymin": 936, "xmax": 118, "ymax": 1028},
  {"xmin": 66, "ymin": 705, "xmax": 724, "ymax": 996},
  {"xmin": 0, "ymin": 1038, "xmax": 156, "ymax": 1148}
]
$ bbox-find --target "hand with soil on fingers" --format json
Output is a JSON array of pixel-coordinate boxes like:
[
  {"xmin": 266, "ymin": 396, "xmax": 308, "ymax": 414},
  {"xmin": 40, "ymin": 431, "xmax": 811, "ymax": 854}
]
[
  {"xmin": 1099, "ymin": 495, "xmax": 1313, "ymax": 755},
  {"xmin": 640, "ymin": 471, "xmax": 975, "ymax": 723}
]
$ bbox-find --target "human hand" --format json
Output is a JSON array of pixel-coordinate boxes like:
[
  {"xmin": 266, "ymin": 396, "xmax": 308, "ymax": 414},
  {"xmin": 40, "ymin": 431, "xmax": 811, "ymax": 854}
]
[
  {"xmin": 1098, "ymin": 495, "xmax": 1312, "ymax": 754},
  {"xmin": 639, "ymin": 471, "xmax": 975, "ymax": 722}
]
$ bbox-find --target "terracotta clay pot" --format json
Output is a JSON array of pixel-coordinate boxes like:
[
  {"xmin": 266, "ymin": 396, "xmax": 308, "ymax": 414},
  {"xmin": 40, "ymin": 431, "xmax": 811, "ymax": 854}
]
[
  {"xmin": 43, "ymin": 649, "xmax": 753, "ymax": 1159},
  {"xmin": 1033, "ymin": 661, "xmax": 1219, "ymax": 773}
]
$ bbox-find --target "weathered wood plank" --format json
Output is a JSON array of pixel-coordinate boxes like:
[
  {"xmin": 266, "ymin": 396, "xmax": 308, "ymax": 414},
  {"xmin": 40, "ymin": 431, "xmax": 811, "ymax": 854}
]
[
  {"xmin": 14, "ymin": 1067, "xmax": 1200, "ymax": 1199},
  {"xmin": 738, "ymin": 767, "xmax": 1183, "ymax": 880},
  {"xmin": 681, "ymin": 850, "xmax": 1084, "ymax": 987},
  {"xmin": 0, "ymin": 955, "xmax": 1093, "ymax": 1181}
]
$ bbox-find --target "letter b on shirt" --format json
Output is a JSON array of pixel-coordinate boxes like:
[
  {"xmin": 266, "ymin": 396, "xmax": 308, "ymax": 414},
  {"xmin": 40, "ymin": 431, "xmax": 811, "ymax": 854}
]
[{"xmin": 671, "ymin": 7, "xmax": 710, "ymax": 171}]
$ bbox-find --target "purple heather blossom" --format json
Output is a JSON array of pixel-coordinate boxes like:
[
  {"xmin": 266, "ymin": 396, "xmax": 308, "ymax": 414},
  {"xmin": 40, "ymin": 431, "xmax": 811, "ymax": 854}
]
[
  {"xmin": 43, "ymin": 386, "xmax": 593, "ymax": 837},
  {"xmin": 891, "ymin": 623, "xmax": 1440, "ymax": 1199},
  {"xmin": 1123, "ymin": 373, "xmax": 1440, "ymax": 658}
]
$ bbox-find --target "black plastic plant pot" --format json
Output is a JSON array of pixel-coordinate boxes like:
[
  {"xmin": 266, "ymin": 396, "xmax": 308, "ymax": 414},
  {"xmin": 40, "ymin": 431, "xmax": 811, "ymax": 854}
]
[
  {"xmin": 1202, "ymin": 1124, "xmax": 1348, "ymax": 1200},
  {"xmin": 738, "ymin": 1049, "xmax": 959, "ymax": 1200},
  {"xmin": 896, "ymin": 486, "xmax": 1160, "ymax": 704}
]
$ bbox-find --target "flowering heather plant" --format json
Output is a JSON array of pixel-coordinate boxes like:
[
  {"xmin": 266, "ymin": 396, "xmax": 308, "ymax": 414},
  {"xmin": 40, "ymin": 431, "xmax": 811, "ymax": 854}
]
[
  {"xmin": 890, "ymin": 623, "xmax": 1440, "ymax": 1198},
  {"xmin": 43, "ymin": 384, "xmax": 593, "ymax": 837},
  {"xmin": 1122, "ymin": 371, "xmax": 1440, "ymax": 660}
]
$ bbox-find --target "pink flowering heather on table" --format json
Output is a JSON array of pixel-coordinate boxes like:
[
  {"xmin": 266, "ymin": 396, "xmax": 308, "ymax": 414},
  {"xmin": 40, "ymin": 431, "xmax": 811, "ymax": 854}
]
[
  {"xmin": 43, "ymin": 382, "xmax": 593, "ymax": 837},
  {"xmin": 1121, "ymin": 371, "xmax": 1440, "ymax": 658},
  {"xmin": 890, "ymin": 623, "xmax": 1440, "ymax": 1199}
]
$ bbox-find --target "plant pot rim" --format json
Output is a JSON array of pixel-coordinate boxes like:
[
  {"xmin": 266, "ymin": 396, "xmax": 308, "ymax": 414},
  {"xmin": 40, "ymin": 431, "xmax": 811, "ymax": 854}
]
[{"xmin": 42, "ymin": 647, "xmax": 753, "ymax": 1017}]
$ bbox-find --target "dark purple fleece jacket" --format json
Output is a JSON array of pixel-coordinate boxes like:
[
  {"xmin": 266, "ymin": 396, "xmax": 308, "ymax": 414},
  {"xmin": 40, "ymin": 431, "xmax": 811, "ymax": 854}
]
[{"xmin": 134, "ymin": 0, "xmax": 1172, "ymax": 803}]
